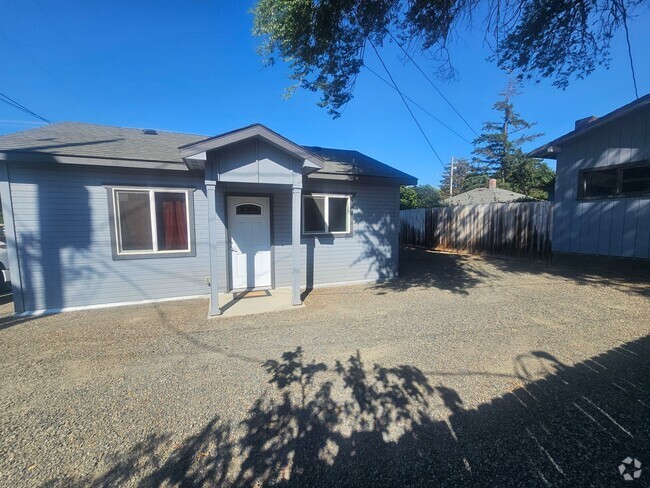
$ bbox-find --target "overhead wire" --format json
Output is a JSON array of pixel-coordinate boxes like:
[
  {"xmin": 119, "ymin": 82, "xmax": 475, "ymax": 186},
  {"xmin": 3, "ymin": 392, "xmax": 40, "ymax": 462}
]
[
  {"xmin": 364, "ymin": 64, "xmax": 473, "ymax": 145},
  {"xmin": 387, "ymin": 31, "xmax": 479, "ymax": 137},
  {"xmin": 0, "ymin": 92, "xmax": 52, "ymax": 124},
  {"xmin": 368, "ymin": 38, "xmax": 445, "ymax": 168}
]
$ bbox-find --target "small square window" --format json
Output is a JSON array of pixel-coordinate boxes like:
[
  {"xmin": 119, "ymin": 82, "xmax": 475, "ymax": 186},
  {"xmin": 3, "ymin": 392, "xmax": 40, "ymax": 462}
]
[{"xmin": 302, "ymin": 194, "xmax": 350, "ymax": 235}]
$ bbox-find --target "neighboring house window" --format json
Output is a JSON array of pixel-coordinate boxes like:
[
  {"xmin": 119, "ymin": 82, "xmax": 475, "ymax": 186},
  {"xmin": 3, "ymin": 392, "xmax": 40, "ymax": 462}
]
[
  {"xmin": 110, "ymin": 188, "xmax": 194, "ymax": 257},
  {"xmin": 581, "ymin": 161, "xmax": 650, "ymax": 199},
  {"xmin": 302, "ymin": 194, "xmax": 351, "ymax": 235}
]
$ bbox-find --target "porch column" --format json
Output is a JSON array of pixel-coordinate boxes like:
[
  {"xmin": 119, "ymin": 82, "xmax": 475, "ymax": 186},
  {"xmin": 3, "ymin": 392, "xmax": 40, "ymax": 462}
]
[
  {"xmin": 206, "ymin": 180, "xmax": 221, "ymax": 316},
  {"xmin": 291, "ymin": 182, "xmax": 302, "ymax": 305}
]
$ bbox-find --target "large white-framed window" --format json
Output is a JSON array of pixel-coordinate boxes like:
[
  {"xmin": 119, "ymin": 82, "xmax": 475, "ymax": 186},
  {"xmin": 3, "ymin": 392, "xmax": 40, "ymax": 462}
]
[
  {"xmin": 110, "ymin": 187, "xmax": 195, "ymax": 257},
  {"xmin": 302, "ymin": 193, "xmax": 351, "ymax": 235}
]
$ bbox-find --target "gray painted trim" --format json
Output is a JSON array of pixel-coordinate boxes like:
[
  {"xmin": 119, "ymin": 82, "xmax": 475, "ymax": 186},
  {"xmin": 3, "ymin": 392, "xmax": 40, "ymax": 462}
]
[
  {"xmin": 224, "ymin": 193, "xmax": 275, "ymax": 292},
  {"xmin": 179, "ymin": 124, "xmax": 325, "ymax": 168},
  {"xmin": 291, "ymin": 186, "xmax": 302, "ymax": 305},
  {"xmin": 0, "ymin": 151, "xmax": 192, "ymax": 171},
  {"xmin": 206, "ymin": 182, "xmax": 221, "ymax": 316},
  {"xmin": 0, "ymin": 162, "xmax": 24, "ymax": 312},
  {"xmin": 105, "ymin": 186, "xmax": 198, "ymax": 260}
]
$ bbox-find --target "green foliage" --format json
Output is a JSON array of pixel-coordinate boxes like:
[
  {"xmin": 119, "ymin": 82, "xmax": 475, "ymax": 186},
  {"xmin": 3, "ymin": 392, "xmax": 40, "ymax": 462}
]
[
  {"xmin": 252, "ymin": 0, "xmax": 643, "ymax": 117},
  {"xmin": 400, "ymin": 185, "xmax": 442, "ymax": 209},
  {"xmin": 400, "ymin": 186, "xmax": 418, "ymax": 209},
  {"xmin": 414, "ymin": 185, "xmax": 441, "ymax": 208},
  {"xmin": 471, "ymin": 84, "xmax": 555, "ymax": 199},
  {"xmin": 439, "ymin": 158, "xmax": 472, "ymax": 199}
]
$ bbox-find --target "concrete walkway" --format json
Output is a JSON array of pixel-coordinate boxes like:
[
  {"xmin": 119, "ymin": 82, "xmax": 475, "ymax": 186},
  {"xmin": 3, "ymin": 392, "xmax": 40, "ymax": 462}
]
[{"xmin": 217, "ymin": 287, "xmax": 301, "ymax": 317}]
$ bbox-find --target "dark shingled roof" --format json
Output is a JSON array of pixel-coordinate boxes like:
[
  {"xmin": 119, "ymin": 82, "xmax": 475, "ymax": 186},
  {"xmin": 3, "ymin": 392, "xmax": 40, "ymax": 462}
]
[
  {"xmin": 0, "ymin": 122, "xmax": 417, "ymax": 183},
  {"xmin": 0, "ymin": 122, "xmax": 202, "ymax": 163},
  {"xmin": 303, "ymin": 146, "xmax": 416, "ymax": 184}
]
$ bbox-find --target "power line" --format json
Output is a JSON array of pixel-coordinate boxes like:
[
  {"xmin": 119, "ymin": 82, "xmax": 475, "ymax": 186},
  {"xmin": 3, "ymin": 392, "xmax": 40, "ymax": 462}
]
[
  {"xmin": 387, "ymin": 31, "xmax": 479, "ymax": 137},
  {"xmin": 364, "ymin": 64, "xmax": 473, "ymax": 145},
  {"xmin": 0, "ymin": 92, "xmax": 52, "ymax": 124},
  {"xmin": 619, "ymin": 5, "xmax": 639, "ymax": 99},
  {"xmin": 368, "ymin": 38, "xmax": 445, "ymax": 167}
]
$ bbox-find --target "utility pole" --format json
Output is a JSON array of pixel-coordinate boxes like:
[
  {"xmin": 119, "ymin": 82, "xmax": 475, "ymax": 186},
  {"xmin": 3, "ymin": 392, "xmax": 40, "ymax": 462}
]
[{"xmin": 449, "ymin": 156, "xmax": 455, "ymax": 197}]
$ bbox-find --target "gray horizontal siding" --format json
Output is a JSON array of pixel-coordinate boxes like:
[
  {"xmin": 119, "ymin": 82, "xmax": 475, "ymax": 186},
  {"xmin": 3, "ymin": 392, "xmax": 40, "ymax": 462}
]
[
  {"xmin": 8, "ymin": 162, "xmax": 210, "ymax": 312},
  {"xmin": 215, "ymin": 179, "xmax": 399, "ymax": 290},
  {"xmin": 553, "ymin": 105, "xmax": 650, "ymax": 258}
]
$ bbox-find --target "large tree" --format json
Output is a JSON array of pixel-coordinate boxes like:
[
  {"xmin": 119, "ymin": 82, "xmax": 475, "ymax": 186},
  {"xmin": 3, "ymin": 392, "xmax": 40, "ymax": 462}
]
[
  {"xmin": 472, "ymin": 84, "xmax": 555, "ymax": 199},
  {"xmin": 252, "ymin": 0, "xmax": 643, "ymax": 117}
]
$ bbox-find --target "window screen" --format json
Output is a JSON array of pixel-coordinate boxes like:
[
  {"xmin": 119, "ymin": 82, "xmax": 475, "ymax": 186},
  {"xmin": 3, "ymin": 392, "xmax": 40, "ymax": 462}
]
[
  {"xmin": 303, "ymin": 196, "xmax": 327, "ymax": 233},
  {"xmin": 117, "ymin": 191, "xmax": 153, "ymax": 251},
  {"xmin": 328, "ymin": 197, "xmax": 348, "ymax": 232}
]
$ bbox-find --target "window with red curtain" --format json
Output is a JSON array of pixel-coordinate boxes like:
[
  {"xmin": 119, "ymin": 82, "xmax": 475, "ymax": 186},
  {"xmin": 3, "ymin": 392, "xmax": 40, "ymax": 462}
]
[{"xmin": 155, "ymin": 192, "xmax": 188, "ymax": 250}]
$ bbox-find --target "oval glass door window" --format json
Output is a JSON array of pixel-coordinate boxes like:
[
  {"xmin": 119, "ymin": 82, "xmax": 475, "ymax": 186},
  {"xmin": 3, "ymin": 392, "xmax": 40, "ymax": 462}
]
[{"xmin": 236, "ymin": 204, "xmax": 262, "ymax": 215}]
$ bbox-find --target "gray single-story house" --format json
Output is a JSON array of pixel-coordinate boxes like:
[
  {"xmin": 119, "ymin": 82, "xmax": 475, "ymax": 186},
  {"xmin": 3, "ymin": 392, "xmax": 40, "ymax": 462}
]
[
  {"xmin": 530, "ymin": 94, "xmax": 650, "ymax": 259},
  {"xmin": 0, "ymin": 122, "xmax": 416, "ymax": 315}
]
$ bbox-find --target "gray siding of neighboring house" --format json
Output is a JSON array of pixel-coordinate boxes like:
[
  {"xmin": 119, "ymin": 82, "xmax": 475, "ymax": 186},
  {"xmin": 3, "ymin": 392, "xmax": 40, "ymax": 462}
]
[
  {"xmin": 553, "ymin": 105, "xmax": 650, "ymax": 258},
  {"xmin": 214, "ymin": 179, "xmax": 400, "ymax": 290},
  {"xmin": 5, "ymin": 162, "xmax": 211, "ymax": 312}
]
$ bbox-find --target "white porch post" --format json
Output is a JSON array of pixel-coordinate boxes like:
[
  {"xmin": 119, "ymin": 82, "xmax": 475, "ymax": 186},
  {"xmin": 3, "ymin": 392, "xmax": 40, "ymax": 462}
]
[
  {"xmin": 206, "ymin": 180, "xmax": 221, "ymax": 316},
  {"xmin": 291, "ymin": 182, "xmax": 302, "ymax": 306}
]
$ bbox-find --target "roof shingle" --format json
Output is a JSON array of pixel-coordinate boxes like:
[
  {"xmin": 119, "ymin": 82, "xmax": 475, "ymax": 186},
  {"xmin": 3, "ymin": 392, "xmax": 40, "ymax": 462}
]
[{"xmin": 0, "ymin": 122, "xmax": 417, "ymax": 183}]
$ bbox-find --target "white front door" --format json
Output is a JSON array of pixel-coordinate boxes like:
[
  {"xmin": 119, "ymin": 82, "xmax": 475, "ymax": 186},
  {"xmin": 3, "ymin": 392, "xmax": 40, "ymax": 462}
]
[{"xmin": 228, "ymin": 196, "xmax": 272, "ymax": 290}]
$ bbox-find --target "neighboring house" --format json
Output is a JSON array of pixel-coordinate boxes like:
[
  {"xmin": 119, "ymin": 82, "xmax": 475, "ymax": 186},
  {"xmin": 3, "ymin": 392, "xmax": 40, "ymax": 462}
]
[
  {"xmin": 0, "ymin": 122, "xmax": 416, "ymax": 315},
  {"xmin": 531, "ymin": 94, "xmax": 650, "ymax": 259},
  {"xmin": 444, "ymin": 179, "xmax": 525, "ymax": 205}
]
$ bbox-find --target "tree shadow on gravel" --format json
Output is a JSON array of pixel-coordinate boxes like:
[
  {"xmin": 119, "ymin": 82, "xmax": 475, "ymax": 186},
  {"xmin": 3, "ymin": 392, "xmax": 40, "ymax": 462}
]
[
  {"xmin": 375, "ymin": 247, "xmax": 650, "ymax": 297},
  {"xmin": 373, "ymin": 247, "xmax": 491, "ymax": 295},
  {"xmin": 45, "ymin": 337, "xmax": 650, "ymax": 487}
]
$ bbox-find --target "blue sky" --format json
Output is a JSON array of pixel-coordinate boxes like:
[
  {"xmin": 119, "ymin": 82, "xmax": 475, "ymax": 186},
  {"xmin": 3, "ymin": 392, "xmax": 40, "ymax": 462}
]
[{"xmin": 1, "ymin": 0, "xmax": 649, "ymax": 186}]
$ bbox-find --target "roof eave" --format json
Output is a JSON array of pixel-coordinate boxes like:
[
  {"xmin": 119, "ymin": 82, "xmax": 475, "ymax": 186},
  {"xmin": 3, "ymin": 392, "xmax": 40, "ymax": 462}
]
[
  {"xmin": 0, "ymin": 150, "xmax": 191, "ymax": 171},
  {"xmin": 530, "ymin": 92, "xmax": 650, "ymax": 159}
]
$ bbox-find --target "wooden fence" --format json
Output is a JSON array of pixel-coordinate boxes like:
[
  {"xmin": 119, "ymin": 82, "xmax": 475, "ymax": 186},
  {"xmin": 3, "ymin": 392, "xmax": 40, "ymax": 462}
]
[{"xmin": 400, "ymin": 202, "xmax": 552, "ymax": 259}]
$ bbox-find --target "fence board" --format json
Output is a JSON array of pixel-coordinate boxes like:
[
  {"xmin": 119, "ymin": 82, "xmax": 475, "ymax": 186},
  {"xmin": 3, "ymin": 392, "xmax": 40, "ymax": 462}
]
[{"xmin": 400, "ymin": 202, "xmax": 552, "ymax": 259}]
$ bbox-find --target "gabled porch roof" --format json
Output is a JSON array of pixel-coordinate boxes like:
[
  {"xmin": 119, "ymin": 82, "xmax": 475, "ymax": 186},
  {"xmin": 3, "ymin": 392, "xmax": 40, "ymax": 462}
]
[{"xmin": 179, "ymin": 123, "xmax": 324, "ymax": 173}]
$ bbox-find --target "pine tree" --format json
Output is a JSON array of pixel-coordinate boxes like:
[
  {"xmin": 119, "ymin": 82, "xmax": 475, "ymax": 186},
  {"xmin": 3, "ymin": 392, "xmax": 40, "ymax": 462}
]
[{"xmin": 472, "ymin": 81, "xmax": 554, "ymax": 198}]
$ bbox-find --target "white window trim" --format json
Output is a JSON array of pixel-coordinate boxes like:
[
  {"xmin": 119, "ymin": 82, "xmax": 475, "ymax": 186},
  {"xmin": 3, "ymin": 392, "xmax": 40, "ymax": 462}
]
[
  {"xmin": 112, "ymin": 187, "xmax": 192, "ymax": 256},
  {"xmin": 302, "ymin": 193, "xmax": 351, "ymax": 235}
]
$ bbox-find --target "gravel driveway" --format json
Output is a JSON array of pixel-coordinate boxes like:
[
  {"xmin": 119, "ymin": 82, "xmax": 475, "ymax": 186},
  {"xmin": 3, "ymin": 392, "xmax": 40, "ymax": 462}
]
[{"xmin": 1, "ymin": 248, "xmax": 648, "ymax": 487}]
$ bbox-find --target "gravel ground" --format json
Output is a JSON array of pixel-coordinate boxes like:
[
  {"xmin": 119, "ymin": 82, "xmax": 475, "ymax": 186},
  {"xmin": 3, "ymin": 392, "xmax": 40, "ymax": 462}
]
[{"xmin": 0, "ymin": 248, "xmax": 648, "ymax": 487}]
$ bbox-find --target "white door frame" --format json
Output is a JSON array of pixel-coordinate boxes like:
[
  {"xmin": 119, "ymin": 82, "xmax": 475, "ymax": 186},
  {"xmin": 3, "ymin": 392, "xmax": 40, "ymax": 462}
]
[{"xmin": 226, "ymin": 195, "xmax": 273, "ymax": 291}]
